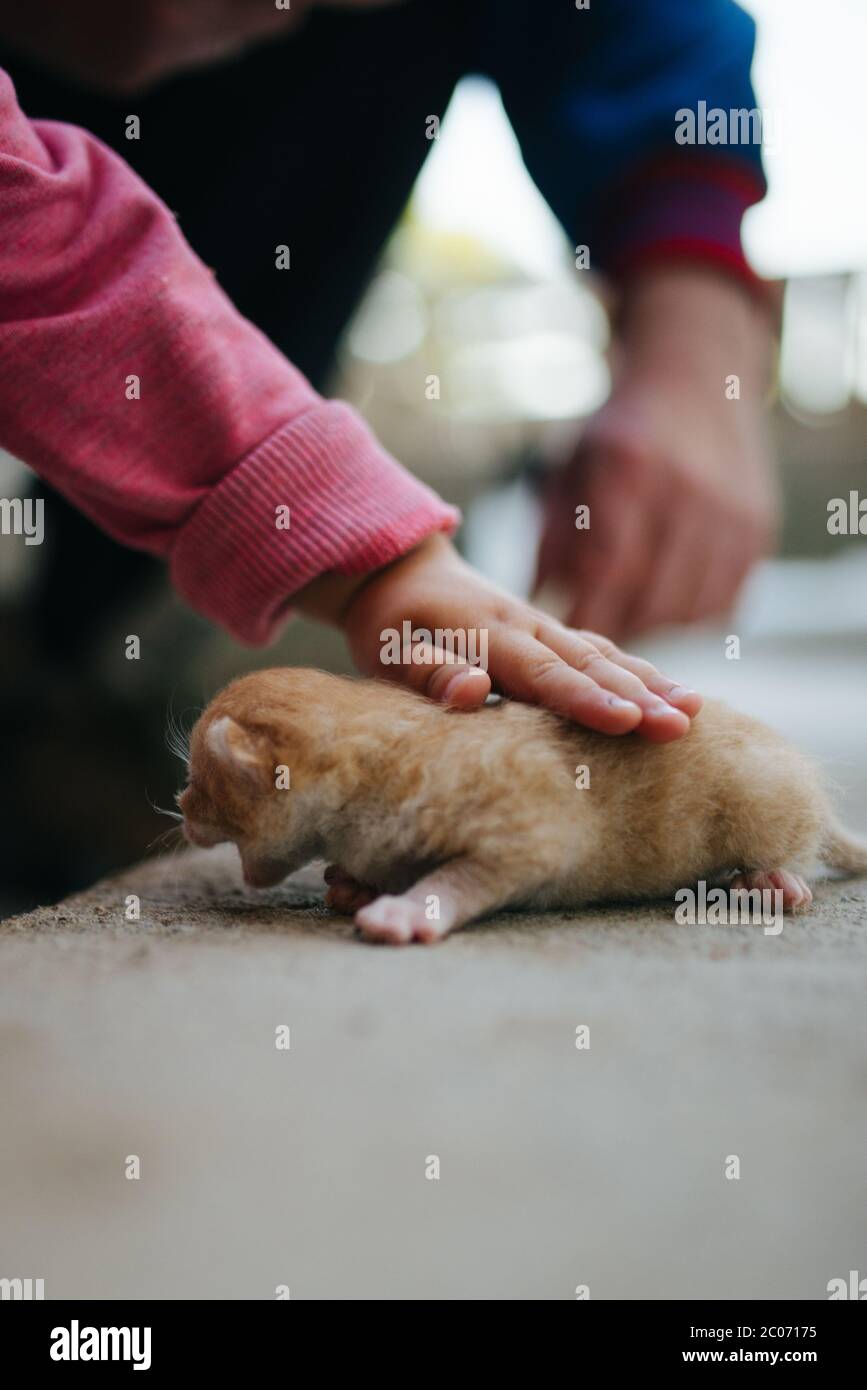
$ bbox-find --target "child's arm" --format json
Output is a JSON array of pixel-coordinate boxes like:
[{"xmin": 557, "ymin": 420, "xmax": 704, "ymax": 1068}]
[
  {"xmin": 0, "ymin": 68, "xmax": 456, "ymax": 646},
  {"xmin": 0, "ymin": 68, "xmax": 698, "ymax": 739}
]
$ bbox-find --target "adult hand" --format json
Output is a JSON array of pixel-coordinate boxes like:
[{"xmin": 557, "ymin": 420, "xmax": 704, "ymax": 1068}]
[{"xmin": 535, "ymin": 267, "xmax": 778, "ymax": 639}]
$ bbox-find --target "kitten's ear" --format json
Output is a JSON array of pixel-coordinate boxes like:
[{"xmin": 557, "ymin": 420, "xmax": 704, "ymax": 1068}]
[{"xmin": 206, "ymin": 716, "xmax": 268, "ymax": 779}]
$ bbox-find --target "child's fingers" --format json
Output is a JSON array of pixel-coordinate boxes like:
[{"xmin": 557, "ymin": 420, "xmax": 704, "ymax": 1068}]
[
  {"xmin": 534, "ymin": 623, "xmax": 690, "ymax": 740},
  {"xmin": 488, "ymin": 630, "xmax": 645, "ymax": 735},
  {"xmin": 381, "ymin": 640, "xmax": 492, "ymax": 708},
  {"xmin": 564, "ymin": 630, "xmax": 703, "ymax": 717},
  {"xmin": 429, "ymin": 661, "xmax": 491, "ymax": 707}
]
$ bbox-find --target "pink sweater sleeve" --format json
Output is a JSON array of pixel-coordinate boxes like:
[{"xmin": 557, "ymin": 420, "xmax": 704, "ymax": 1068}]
[{"xmin": 0, "ymin": 70, "xmax": 459, "ymax": 645}]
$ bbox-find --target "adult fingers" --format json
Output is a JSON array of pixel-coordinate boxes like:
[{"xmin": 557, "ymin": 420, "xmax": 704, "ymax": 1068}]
[{"xmin": 562, "ymin": 462, "xmax": 657, "ymax": 639}]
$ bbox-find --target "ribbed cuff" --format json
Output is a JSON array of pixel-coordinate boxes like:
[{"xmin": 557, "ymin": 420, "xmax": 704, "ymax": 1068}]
[
  {"xmin": 592, "ymin": 152, "xmax": 768, "ymax": 300},
  {"xmin": 169, "ymin": 401, "xmax": 460, "ymax": 646}
]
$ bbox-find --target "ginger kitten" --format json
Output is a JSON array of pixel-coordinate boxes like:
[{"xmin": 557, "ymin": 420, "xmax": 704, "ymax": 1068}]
[{"xmin": 177, "ymin": 668, "xmax": 867, "ymax": 944}]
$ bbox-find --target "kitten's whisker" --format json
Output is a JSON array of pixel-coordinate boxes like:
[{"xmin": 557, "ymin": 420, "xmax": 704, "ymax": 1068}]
[
  {"xmin": 146, "ymin": 789, "xmax": 184, "ymax": 823},
  {"xmin": 164, "ymin": 692, "xmax": 198, "ymax": 769},
  {"xmin": 145, "ymin": 823, "xmax": 185, "ymax": 855}
]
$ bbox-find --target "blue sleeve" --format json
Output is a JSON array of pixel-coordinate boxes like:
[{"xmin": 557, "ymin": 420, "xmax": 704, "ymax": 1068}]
[{"xmin": 480, "ymin": 0, "xmax": 766, "ymax": 265}]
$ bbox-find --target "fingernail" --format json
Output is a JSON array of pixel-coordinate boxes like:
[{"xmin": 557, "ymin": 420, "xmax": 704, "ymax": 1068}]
[
  {"xmin": 443, "ymin": 670, "xmax": 475, "ymax": 700},
  {"xmin": 643, "ymin": 697, "xmax": 690, "ymax": 719},
  {"xmin": 667, "ymin": 686, "xmax": 697, "ymax": 703},
  {"xmin": 608, "ymin": 696, "xmax": 641, "ymax": 713}
]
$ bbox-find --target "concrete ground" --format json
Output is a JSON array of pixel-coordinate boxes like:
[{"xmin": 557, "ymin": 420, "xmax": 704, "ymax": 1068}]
[{"xmin": 2, "ymin": 566, "xmax": 866, "ymax": 1300}]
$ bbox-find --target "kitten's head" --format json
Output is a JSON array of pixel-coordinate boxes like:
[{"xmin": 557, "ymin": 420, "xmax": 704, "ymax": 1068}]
[{"xmin": 177, "ymin": 668, "xmax": 344, "ymax": 887}]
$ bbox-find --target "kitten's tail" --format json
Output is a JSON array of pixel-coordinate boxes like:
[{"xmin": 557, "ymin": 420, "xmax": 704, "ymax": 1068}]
[{"xmin": 820, "ymin": 821, "xmax": 867, "ymax": 875}]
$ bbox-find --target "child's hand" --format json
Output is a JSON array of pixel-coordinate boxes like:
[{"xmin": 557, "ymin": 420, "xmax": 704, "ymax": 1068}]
[{"xmin": 334, "ymin": 533, "xmax": 701, "ymax": 742}]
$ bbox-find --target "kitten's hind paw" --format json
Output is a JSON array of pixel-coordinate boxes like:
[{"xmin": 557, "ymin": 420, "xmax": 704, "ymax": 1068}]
[{"xmin": 730, "ymin": 868, "xmax": 813, "ymax": 913}]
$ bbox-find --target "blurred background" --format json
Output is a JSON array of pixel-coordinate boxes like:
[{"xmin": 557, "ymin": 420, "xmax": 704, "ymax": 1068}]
[{"xmin": 1, "ymin": 0, "xmax": 865, "ymax": 916}]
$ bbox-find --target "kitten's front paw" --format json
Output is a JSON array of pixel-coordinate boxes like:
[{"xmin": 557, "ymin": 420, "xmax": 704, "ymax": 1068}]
[
  {"xmin": 355, "ymin": 894, "xmax": 446, "ymax": 945},
  {"xmin": 324, "ymin": 864, "xmax": 375, "ymax": 916}
]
